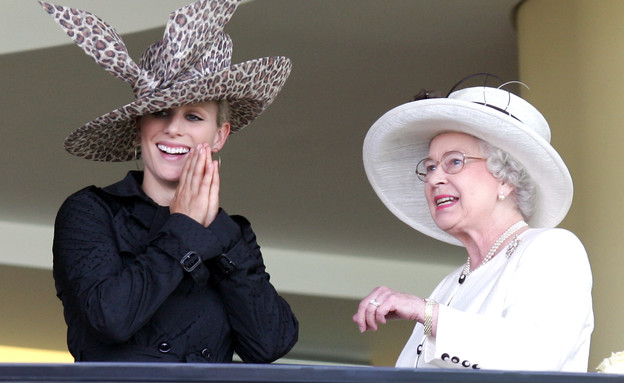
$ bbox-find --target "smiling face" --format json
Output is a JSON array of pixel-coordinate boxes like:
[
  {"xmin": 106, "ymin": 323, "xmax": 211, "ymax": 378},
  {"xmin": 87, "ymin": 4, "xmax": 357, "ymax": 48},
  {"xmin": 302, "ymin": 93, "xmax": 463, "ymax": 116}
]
[
  {"xmin": 424, "ymin": 132, "xmax": 501, "ymax": 237},
  {"xmin": 137, "ymin": 101, "xmax": 230, "ymax": 196}
]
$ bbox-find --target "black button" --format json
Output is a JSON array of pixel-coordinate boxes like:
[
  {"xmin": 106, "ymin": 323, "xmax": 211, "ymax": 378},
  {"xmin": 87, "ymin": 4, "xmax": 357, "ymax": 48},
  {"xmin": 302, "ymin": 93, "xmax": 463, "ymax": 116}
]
[
  {"xmin": 441, "ymin": 353, "xmax": 450, "ymax": 360},
  {"xmin": 201, "ymin": 348, "xmax": 211, "ymax": 360},
  {"xmin": 416, "ymin": 344, "xmax": 423, "ymax": 355},
  {"xmin": 462, "ymin": 360, "xmax": 471, "ymax": 368},
  {"xmin": 158, "ymin": 342, "xmax": 171, "ymax": 354},
  {"xmin": 472, "ymin": 364, "xmax": 480, "ymax": 370},
  {"xmin": 451, "ymin": 356, "xmax": 460, "ymax": 363}
]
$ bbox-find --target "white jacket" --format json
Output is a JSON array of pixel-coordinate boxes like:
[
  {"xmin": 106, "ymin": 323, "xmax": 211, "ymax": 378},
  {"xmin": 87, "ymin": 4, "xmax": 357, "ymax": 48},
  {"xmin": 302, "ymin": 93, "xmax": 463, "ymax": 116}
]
[{"xmin": 396, "ymin": 228, "xmax": 594, "ymax": 372}]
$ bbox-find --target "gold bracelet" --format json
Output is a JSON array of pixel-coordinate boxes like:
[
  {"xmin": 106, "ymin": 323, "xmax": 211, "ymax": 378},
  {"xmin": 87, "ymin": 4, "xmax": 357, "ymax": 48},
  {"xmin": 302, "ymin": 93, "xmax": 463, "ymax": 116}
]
[{"xmin": 424, "ymin": 299, "xmax": 436, "ymax": 336}]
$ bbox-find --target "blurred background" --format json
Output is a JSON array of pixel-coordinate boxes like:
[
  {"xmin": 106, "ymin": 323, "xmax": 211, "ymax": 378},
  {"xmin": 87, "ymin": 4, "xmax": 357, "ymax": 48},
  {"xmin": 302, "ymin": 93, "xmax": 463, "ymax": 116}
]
[{"xmin": 1, "ymin": 0, "xmax": 623, "ymax": 370}]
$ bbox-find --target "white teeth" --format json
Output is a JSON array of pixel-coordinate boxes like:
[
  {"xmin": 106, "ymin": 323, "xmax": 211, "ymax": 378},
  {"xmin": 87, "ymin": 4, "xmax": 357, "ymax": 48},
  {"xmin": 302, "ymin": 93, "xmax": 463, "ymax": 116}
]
[
  {"xmin": 157, "ymin": 144, "xmax": 190, "ymax": 155},
  {"xmin": 436, "ymin": 197, "xmax": 456, "ymax": 206}
]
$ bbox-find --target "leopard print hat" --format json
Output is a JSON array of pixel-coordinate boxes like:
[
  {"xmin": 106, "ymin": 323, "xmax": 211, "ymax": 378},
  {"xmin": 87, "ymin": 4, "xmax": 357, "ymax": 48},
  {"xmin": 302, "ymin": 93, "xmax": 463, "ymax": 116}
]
[{"xmin": 40, "ymin": 0, "xmax": 292, "ymax": 162}]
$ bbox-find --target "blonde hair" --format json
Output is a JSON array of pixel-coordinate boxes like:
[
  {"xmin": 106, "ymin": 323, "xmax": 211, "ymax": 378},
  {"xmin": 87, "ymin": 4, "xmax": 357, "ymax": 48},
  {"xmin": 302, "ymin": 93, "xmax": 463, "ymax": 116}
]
[{"xmin": 216, "ymin": 99, "xmax": 230, "ymax": 127}]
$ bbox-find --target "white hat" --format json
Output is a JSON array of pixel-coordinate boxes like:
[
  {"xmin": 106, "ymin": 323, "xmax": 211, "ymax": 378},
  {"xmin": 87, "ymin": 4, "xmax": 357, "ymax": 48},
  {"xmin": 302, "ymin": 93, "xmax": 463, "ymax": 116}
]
[{"xmin": 363, "ymin": 86, "xmax": 573, "ymax": 246}]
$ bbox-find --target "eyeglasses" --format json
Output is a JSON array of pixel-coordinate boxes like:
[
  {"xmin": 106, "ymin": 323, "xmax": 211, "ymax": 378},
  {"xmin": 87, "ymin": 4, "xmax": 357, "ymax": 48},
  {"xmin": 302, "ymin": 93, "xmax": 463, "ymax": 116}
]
[{"xmin": 415, "ymin": 151, "xmax": 487, "ymax": 182}]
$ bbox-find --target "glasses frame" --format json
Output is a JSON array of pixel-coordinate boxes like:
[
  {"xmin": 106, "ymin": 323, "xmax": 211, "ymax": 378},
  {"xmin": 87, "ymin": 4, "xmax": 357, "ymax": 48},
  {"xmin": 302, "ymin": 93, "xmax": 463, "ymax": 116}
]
[{"xmin": 415, "ymin": 151, "xmax": 487, "ymax": 182}]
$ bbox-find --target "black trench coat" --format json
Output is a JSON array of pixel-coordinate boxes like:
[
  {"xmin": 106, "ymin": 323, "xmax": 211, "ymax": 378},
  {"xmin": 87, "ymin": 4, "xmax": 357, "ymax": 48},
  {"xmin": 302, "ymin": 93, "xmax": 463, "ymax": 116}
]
[{"xmin": 53, "ymin": 171, "xmax": 298, "ymax": 362}]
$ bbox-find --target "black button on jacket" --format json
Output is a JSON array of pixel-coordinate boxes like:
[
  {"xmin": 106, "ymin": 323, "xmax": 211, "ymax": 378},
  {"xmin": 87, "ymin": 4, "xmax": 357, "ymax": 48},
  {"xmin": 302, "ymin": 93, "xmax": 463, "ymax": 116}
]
[{"xmin": 52, "ymin": 171, "xmax": 299, "ymax": 362}]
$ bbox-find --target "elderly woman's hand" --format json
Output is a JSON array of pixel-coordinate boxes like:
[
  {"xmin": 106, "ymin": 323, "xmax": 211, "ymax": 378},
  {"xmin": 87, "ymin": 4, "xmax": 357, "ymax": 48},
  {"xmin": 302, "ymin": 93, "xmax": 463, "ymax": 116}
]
[
  {"xmin": 352, "ymin": 286, "xmax": 427, "ymax": 333},
  {"xmin": 169, "ymin": 143, "xmax": 220, "ymax": 227}
]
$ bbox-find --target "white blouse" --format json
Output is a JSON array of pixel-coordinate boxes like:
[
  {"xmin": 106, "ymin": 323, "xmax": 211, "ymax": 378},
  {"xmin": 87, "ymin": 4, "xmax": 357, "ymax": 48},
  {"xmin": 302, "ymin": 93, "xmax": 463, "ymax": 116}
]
[{"xmin": 395, "ymin": 228, "xmax": 594, "ymax": 372}]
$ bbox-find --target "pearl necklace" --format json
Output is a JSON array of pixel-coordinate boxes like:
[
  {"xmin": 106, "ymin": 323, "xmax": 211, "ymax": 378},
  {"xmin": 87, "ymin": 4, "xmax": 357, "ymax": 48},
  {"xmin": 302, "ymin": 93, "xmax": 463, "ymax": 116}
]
[{"xmin": 458, "ymin": 220, "xmax": 528, "ymax": 284}]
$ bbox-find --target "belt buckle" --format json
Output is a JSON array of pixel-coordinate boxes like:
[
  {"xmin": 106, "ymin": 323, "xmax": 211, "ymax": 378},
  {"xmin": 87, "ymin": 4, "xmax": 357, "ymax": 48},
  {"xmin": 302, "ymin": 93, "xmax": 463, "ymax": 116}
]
[{"xmin": 180, "ymin": 251, "xmax": 202, "ymax": 272}]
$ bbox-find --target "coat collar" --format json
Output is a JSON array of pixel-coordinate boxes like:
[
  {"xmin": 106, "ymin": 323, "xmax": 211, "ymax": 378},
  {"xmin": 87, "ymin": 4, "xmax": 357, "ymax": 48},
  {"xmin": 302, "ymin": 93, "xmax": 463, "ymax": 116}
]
[
  {"xmin": 100, "ymin": 171, "xmax": 162, "ymax": 229},
  {"xmin": 102, "ymin": 171, "xmax": 148, "ymax": 200}
]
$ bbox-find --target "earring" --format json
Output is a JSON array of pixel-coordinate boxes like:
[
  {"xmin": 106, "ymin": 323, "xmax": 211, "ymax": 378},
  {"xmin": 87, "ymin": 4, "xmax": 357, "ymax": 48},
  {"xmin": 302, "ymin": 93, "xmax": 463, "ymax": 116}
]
[
  {"xmin": 498, "ymin": 191, "xmax": 505, "ymax": 201},
  {"xmin": 212, "ymin": 149, "xmax": 222, "ymax": 169}
]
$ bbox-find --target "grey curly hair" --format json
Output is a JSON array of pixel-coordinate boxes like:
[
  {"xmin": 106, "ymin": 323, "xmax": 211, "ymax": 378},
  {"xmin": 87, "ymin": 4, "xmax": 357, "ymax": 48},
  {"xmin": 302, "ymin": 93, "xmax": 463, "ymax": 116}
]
[{"xmin": 478, "ymin": 139, "xmax": 537, "ymax": 221}]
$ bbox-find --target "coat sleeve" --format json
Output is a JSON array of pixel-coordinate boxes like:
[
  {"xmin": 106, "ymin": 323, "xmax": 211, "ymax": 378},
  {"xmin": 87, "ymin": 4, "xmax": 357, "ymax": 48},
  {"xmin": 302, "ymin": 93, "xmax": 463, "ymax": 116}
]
[
  {"xmin": 53, "ymin": 188, "xmax": 225, "ymax": 343},
  {"xmin": 205, "ymin": 213, "xmax": 299, "ymax": 363},
  {"xmin": 425, "ymin": 229, "xmax": 594, "ymax": 371}
]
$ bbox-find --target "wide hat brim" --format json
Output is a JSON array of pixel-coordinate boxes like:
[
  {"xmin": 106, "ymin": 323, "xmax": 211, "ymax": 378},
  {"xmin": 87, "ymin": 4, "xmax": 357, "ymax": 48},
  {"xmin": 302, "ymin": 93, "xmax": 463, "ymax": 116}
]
[
  {"xmin": 65, "ymin": 56, "xmax": 291, "ymax": 162},
  {"xmin": 363, "ymin": 92, "xmax": 573, "ymax": 246}
]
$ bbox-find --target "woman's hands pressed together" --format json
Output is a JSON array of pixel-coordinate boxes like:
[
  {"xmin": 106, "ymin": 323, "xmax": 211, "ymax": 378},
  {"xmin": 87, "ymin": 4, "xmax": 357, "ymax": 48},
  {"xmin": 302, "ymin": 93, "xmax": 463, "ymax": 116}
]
[
  {"xmin": 353, "ymin": 286, "xmax": 427, "ymax": 333},
  {"xmin": 170, "ymin": 143, "xmax": 221, "ymax": 227}
]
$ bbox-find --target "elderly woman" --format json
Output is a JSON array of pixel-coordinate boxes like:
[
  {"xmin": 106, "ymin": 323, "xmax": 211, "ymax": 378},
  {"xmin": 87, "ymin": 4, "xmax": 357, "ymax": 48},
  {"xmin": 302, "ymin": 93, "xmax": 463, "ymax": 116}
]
[
  {"xmin": 42, "ymin": 0, "xmax": 297, "ymax": 362},
  {"xmin": 353, "ymin": 81, "xmax": 593, "ymax": 371}
]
